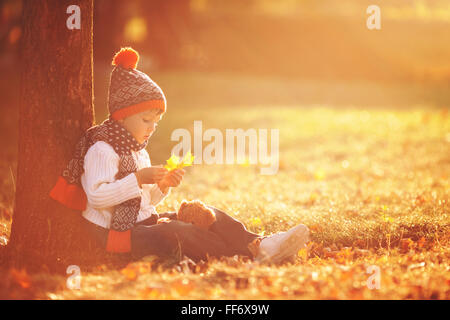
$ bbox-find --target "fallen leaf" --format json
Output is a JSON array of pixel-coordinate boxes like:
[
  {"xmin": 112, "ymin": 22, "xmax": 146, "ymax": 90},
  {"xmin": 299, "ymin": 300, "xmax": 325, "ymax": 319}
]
[
  {"xmin": 171, "ymin": 279, "xmax": 194, "ymax": 296},
  {"xmin": 336, "ymin": 247, "xmax": 353, "ymax": 264},
  {"xmin": 309, "ymin": 192, "xmax": 319, "ymax": 204},
  {"xmin": 400, "ymin": 238, "xmax": 415, "ymax": 253},
  {"xmin": 250, "ymin": 217, "xmax": 262, "ymax": 226},
  {"xmin": 10, "ymin": 268, "xmax": 31, "ymax": 289},
  {"xmin": 417, "ymin": 237, "xmax": 426, "ymax": 249},
  {"xmin": 237, "ymin": 157, "xmax": 250, "ymax": 167},
  {"xmin": 139, "ymin": 287, "xmax": 162, "ymax": 299},
  {"xmin": 297, "ymin": 248, "xmax": 308, "ymax": 261},
  {"xmin": 121, "ymin": 266, "xmax": 138, "ymax": 281}
]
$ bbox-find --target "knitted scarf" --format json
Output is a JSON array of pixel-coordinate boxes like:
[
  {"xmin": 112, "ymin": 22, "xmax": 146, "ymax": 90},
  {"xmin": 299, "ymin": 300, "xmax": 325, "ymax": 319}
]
[{"xmin": 49, "ymin": 117, "xmax": 148, "ymax": 251}]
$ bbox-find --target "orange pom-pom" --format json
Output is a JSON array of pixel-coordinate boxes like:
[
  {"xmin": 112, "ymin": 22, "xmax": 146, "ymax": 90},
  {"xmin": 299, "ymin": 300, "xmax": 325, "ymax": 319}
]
[{"xmin": 112, "ymin": 47, "xmax": 139, "ymax": 69}]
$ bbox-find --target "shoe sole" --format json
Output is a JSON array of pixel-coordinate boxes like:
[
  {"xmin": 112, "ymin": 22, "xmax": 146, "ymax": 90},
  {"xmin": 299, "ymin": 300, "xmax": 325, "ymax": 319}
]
[{"xmin": 258, "ymin": 225, "xmax": 309, "ymax": 264}]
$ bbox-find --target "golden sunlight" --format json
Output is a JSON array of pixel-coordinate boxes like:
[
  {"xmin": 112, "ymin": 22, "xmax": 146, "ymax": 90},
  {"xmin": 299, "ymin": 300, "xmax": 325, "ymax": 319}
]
[{"xmin": 124, "ymin": 17, "xmax": 147, "ymax": 43}]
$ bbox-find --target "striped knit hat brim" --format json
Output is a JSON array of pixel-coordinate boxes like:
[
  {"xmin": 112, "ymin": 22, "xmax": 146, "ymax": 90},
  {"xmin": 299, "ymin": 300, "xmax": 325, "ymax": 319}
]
[{"xmin": 107, "ymin": 47, "xmax": 166, "ymax": 120}]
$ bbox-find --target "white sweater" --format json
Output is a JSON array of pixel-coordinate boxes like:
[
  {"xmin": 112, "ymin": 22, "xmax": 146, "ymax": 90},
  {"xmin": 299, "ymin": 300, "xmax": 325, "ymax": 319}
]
[{"xmin": 80, "ymin": 141, "xmax": 170, "ymax": 229}]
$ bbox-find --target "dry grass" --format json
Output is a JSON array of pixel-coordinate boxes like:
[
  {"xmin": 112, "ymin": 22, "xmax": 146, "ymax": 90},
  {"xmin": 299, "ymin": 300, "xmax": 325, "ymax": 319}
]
[{"xmin": 1, "ymin": 102, "xmax": 449, "ymax": 299}]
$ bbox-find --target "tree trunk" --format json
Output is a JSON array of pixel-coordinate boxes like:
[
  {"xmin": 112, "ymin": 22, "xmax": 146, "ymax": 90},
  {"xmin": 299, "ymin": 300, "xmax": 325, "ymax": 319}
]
[{"xmin": 6, "ymin": 0, "xmax": 101, "ymax": 273}]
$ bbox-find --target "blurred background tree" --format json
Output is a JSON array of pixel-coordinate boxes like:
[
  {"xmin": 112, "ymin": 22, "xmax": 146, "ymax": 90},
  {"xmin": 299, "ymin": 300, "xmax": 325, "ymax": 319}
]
[
  {"xmin": 1, "ymin": 0, "xmax": 450, "ymax": 80},
  {"xmin": 1, "ymin": 0, "xmax": 449, "ymax": 95},
  {"xmin": 0, "ymin": 0, "xmax": 448, "ymax": 167}
]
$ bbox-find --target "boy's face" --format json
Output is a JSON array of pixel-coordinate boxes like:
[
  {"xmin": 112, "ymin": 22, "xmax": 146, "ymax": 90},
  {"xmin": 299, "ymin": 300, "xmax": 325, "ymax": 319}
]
[{"xmin": 118, "ymin": 109, "xmax": 162, "ymax": 144}]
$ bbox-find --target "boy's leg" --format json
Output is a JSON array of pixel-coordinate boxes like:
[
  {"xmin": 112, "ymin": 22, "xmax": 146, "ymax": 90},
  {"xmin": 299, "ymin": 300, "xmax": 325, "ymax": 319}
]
[
  {"xmin": 207, "ymin": 206, "xmax": 261, "ymax": 258},
  {"xmin": 133, "ymin": 208, "xmax": 261, "ymax": 259},
  {"xmin": 131, "ymin": 220, "xmax": 234, "ymax": 262},
  {"xmin": 158, "ymin": 211, "xmax": 178, "ymax": 220},
  {"xmin": 134, "ymin": 212, "xmax": 178, "ymax": 226}
]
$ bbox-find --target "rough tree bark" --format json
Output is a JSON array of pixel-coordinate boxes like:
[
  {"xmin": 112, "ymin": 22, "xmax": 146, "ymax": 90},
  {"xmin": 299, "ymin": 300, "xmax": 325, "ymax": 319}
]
[{"xmin": 6, "ymin": 0, "xmax": 101, "ymax": 273}]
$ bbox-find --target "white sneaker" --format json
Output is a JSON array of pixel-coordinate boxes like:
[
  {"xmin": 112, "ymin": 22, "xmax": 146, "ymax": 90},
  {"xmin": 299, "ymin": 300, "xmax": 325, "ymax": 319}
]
[{"xmin": 255, "ymin": 224, "xmax": 309, "ymax": 264}]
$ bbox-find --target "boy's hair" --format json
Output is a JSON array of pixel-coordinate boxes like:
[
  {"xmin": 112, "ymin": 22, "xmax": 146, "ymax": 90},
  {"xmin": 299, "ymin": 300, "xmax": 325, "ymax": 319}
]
[{"xmin": 146, "ymin": 108, "xmax": 163, "ymax": 117}]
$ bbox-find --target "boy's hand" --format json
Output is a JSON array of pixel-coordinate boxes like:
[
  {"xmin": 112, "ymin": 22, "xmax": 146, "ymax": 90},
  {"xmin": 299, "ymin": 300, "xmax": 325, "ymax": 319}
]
[
  {"xmin": 134, "ymin": 166, "xmax": 168, "ymax": 187},
  {"xmin": 157, "ymin": 168, "xmax": 185, "ymax": 191}
]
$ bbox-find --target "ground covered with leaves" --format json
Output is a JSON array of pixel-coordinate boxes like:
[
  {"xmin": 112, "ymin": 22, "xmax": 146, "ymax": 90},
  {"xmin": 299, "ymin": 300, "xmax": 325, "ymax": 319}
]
[{"xmin": 0, "ymin": 94, "xmax": 449, "ymax": 299}]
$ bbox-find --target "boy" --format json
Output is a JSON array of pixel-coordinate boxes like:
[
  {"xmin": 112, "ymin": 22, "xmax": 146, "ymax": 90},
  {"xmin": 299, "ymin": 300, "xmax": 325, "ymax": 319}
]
[{"xmin": 50, "ymin": 47, "xmax": 309, "ymax": 263}]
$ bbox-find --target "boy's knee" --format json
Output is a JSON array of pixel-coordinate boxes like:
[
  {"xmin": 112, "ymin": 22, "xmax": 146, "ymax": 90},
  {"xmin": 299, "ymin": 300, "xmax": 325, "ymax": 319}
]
[{"xmin": 162, "ymin": 219, "xmax": 192, "ymax": 232}]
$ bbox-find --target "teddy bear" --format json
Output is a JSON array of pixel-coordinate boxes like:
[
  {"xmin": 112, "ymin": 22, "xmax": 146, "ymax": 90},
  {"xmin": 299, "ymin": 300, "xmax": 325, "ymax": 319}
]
[
  {"xmin": 157, "ymin": 199, "xmax": 217, "ymax": 230},
  {"xmin": 157, "ymin": 200, "xmax": 265, "ymax": 259}
]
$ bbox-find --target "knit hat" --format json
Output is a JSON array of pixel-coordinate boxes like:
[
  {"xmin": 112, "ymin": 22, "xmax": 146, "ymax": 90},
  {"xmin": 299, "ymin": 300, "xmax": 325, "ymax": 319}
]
[{"xmin": 108, "ymin": 47, "xmax": 166, "ymax": 120}]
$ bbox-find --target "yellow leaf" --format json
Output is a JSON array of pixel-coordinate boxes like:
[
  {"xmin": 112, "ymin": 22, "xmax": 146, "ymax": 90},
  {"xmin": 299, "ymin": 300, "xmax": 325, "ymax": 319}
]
[
  {"xmin": 309, "ymin": 192, "xmax": 319, "ymax": 203},
  {"xmin": 381, "ymin": 213, "xmax": 393, "ymax": 223},
  {"xmin": 136, "ymin": 262, "xmax": 152, "ymax": 274},
  {"xmin": 139, "ymin": 287, "xmax": 162, "ymax": 299},
  {"xmin": 165, "ymin": 152, "xmax": 195, "ymax": 171},
  {"xmin": 314, "ymin": 169, "xmax": 326, "ymax": 181},
  {"xmin": 250, "ymin": 217, "xmax": 262, "ymax": 226},
  {"xmin": 120, "ymin": 267, "xmax": 137, "ymax": 281},
  {"xmin": 164, "ymin": 154, "xmax": 180, "ymax": 171},
  {"xmin": 417, "ymin": 237, "xmax": 426, "ymax": 248},
  {"xmin": 238, "ymin": 157, "xmax": 250, "ymax": 167},
  {"xmin": 297, "ymin": 248, "xmax": 308, "ymax": 260},
  {"xmin": 171, "ymin": 279, "xmax": 194, "ymax": 296},
  {"xmin": 179, "ymin": 151, "xmax": 194, "ymax": 168}
]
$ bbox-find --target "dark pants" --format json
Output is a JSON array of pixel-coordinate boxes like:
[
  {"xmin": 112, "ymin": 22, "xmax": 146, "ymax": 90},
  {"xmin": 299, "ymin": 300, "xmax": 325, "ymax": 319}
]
[{"xmin": 83, "ymin": 206, "xmax": 260, "ymax": 262}]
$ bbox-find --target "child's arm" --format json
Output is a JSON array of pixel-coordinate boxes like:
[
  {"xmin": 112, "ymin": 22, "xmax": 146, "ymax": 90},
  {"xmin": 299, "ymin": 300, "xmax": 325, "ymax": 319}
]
[
  {"xmin": 145, "ymin": 183, "xmax": 171, "ymax": 206},
  {"xmin": 140, "ymin": 150, "xmax": 171, "ymax": 206},
  {"xmin": 81, "ymin": 141, "xmax": 141, "ymax": 209},
  {"xmin": 144, "ymin": 169, "xmax": 184, "ymax": 205}
]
